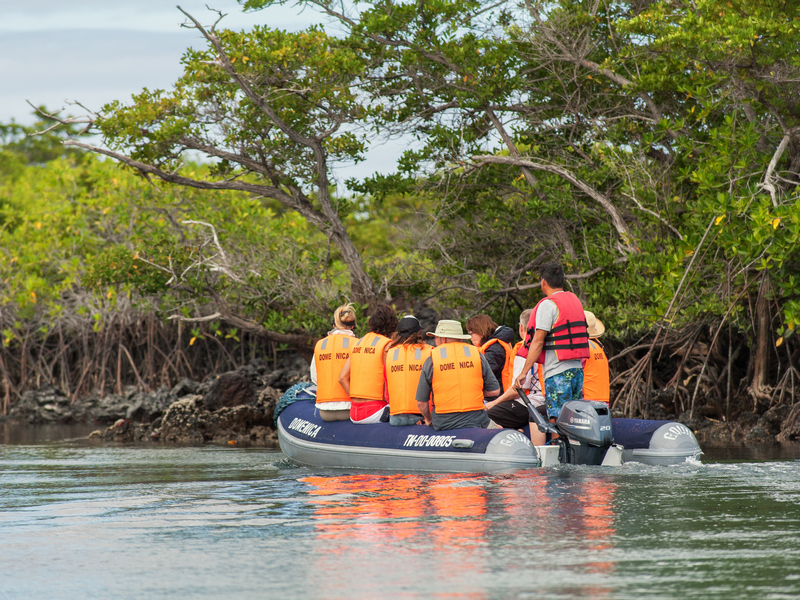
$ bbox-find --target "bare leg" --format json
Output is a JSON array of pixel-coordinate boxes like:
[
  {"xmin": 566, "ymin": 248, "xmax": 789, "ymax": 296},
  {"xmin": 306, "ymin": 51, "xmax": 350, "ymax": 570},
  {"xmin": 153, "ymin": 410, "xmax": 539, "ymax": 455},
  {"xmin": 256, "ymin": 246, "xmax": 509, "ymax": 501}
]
[
  {"xmin": 320, "ymin": 409, "xmax": 351, "ymax": 422},
  {"xmin": 529, "ymin": 424, "xmax": 546, "ymax": 446}
]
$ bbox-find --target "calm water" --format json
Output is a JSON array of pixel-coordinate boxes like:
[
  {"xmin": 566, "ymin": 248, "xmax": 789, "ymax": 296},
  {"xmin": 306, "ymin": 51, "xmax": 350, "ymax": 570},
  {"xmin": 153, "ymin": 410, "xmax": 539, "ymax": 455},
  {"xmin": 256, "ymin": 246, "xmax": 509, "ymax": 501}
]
[{"xmin": 2, "ymin": 437, "xmax": 800, "ymax": 599}]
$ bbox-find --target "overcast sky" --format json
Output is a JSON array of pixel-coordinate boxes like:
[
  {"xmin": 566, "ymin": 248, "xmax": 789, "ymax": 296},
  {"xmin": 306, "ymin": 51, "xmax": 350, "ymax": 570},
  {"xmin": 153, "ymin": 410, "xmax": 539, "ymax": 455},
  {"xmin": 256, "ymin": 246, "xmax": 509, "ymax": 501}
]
[{"xmin": 0, "ymin": 0, "xmax": 401, "ymax": 185}]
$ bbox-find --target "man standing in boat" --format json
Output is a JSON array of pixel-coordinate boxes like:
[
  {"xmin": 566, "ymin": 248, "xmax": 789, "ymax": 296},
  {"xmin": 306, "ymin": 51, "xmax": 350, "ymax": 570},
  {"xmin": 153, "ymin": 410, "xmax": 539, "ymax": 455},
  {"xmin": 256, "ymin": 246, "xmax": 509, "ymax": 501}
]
[
  {"xmin": 415, "ymin": 320, "xmax": 500, "ymax": 431},
  {"xmin": 515, "ymin": 262, "xmax": 591, "ymax": 421}
]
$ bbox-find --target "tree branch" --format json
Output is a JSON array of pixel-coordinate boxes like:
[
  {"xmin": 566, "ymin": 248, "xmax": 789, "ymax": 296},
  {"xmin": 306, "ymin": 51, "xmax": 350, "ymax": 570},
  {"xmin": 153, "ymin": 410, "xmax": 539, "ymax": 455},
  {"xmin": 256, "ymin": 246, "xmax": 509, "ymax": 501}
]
[
  {"xmin": 62, "ymin": 140, "xmax": 331, "ymax": 231},
  {"xmin": 471, "ymin": 154, "xmax": 636, "ymax": 252}
]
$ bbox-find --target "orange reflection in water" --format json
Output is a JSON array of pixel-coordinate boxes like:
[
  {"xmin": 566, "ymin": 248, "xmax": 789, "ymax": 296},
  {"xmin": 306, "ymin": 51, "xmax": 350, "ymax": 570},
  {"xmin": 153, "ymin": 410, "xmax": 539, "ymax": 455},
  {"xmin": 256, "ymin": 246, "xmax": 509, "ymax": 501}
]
[
  {"xmin": 301, "ymin": 470, "xmax": 618, "ymax": 599},
  {"xmin": 302, "ymin": 473, "xmax": 489, "ymax": 599},
  {"xmin": 302, "ymin": 473, "xmax": 428, "ymax": 543},
  {"xmin": 578, "ymin": 476, "xmax": 617, "ymax": 600},
  {"xmin": 494, "ymin": 469, "xmax": 618, "ymax": 598}
]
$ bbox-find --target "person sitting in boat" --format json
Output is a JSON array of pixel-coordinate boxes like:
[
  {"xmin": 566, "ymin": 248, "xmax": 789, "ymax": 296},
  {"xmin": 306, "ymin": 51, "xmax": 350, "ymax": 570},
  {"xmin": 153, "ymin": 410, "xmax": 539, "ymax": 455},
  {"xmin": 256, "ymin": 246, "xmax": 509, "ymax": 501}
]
[
  {"xmin": 482, "ymin": 309, "xmax": 548, "ymax": 445},
  {"xmin": 311, "ymin": 303, "xmax": 358, "ymax": 422},
  {"xmin": 582, "ymin": 310, "xmax": 610, "ymax": 404},
  {"xmin": 385, "ymin": 315, "xmax": 432, "ymax": 426},
  {"xmin": 466, "ymin": 314, "xmax": 515, "ymax": 392},
  {"xmin": 338, "ymin": 304, "xmax": 398, "ymax": 424},
  {"xmin": 414, "ymin": 320, "xmax": 500, "ymax": 431}
]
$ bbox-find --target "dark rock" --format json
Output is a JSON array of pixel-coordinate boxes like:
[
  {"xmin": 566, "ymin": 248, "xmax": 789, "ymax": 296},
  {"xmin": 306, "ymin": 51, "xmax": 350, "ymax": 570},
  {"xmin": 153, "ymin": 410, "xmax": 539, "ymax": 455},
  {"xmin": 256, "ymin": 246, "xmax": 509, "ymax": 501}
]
[
  {"xmin": 677, "ymin": 410, "xmax": 705, "ymax": 431},
  {"xmin": 778, "ymin": 421, "xmax": 800, "ymax": 443},
  {"xmin": 759, "ymin": 404, "xmax": 791, "ymax": 436},
  {"xmin": 7, "ymin": 385, "xmax": 72, "ymax": 424},
  {"xmin": 126, "ymin": 400, "xmax": 148, "ymax": 423},
  {"xmin": 698, "ymin": 402, "xmax": 723, "ymax": 420},
  {"xmin": 3, "ymin": 357, "xmax": 304, "ymax": 446},
  {"xmin": 256, "ymin": 387, "xmax": 282, "ymax": 424},
  {"xmin": 415, "ymin": 305, "xmax": 438, "ymax": 335},
  {"xmin": 90, "ymin": 394, "xmax": 129, "ymax": 424},
  {"xmin": 171, "ymin": 378, "xmax": 200, "ymax": 398},
  {"xmin": 745, "ymin": 424, "xmax": 773, "ymax": 444},
  {"xmin": 262, "ymin": 368, "xmax": 307, "ymax": 391},
  {"xmin": 159, "ymin": 395, "xmax": 207, "ymax": 444},
  {"xmin": 646, "ymin": 388, "xmax": 679, "ymax": 419},
  {"xmin": 737, "ymin": 411, "xmax": 760, "ymax": 432},
  {"xmin": 203, "ymin": 372, "xmax": 256, "ymax": 412}
]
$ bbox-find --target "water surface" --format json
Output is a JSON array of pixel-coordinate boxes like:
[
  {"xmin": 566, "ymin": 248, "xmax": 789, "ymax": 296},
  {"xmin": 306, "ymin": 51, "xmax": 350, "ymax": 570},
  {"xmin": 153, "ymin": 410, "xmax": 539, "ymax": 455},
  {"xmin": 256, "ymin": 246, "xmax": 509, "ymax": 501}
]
[{"xmin": 2, "ymin": 440, "xmax": 800, "ymax": 599}]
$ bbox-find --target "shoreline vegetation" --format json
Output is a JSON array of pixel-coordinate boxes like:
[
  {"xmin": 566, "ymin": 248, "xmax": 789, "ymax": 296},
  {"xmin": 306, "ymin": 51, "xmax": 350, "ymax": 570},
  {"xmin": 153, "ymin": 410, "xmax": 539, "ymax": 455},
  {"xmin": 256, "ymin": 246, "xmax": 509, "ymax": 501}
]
[{"xmin": 2, "ymin": 0, "xmax": 799, "ymax": 446}]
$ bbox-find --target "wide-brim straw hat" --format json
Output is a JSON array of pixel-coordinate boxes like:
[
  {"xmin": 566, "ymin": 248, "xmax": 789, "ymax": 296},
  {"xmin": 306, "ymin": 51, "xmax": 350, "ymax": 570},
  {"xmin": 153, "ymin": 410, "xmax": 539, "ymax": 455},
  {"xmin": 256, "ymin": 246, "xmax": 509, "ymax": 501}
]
[
  {"xmin": 584, "ymin": 310, "xmax": 606, "ymax": 337},
  {"xmin": 426, "ymin": 319, "xmax": 471, "ymax": 340}
]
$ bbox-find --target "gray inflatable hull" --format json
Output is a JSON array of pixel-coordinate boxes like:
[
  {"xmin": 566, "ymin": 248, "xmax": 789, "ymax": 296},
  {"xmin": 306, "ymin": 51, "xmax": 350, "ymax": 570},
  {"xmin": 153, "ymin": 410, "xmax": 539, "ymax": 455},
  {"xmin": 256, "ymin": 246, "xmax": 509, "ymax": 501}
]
[
  {"xmin": 618, "ymin": 421, "xmax": 703, "ymax": 466},
  {"xmin": 276, "ymin": 399, "xmax": 702, "ymax": 472},
  {"xmin": 278, "ymin": 419, "xmax": 542, "ymax": 472}
]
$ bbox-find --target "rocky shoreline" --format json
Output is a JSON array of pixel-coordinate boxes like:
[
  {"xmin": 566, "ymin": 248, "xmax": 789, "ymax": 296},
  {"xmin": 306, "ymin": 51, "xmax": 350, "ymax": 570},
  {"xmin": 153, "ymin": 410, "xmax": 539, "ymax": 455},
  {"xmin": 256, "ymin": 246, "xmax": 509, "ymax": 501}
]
[
  {"xmin": 1, "ymin": 352, "xmax": 798, "ymax": 448},
  {"xmin": 0, "ymin": 355, "xmax": 309, "ymax": 446}
]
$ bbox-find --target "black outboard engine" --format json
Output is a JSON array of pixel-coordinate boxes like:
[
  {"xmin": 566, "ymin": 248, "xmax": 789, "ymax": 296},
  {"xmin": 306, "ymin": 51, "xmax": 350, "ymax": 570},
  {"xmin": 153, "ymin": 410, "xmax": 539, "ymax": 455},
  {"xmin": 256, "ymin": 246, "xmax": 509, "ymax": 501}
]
[{"xmin": 556, "ymin": 400, "xmax": 614, "ymax": 465}]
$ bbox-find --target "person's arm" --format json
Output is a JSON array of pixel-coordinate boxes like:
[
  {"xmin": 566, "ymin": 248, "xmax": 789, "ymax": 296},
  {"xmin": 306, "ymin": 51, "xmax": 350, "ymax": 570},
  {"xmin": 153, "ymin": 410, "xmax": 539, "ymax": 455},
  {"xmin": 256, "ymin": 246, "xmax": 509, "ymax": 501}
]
[
  {"xmin": 417, "ymin": 400, "xmax": 432, "ymax": 426},
  {"xmin": 310, "ymin": 355, "xmax": 317, "ymax": 384},
  {"xmin": 383, "ymin": 361, "xmax": 390, "ymax": 402},
  {"xmin": 515, "ymin": 329, "xmax": 546, "ymax": 389},
  {"xmin": 484, "ymin": 384, "xmax": 521, "ymax": 410},
  {"xmin": 338, "ymin": 357, "xmax": 352, "ymax": 396},
  {"xmin": 415, "ymin": 358, "xmax": 434, "ymax": 426}
]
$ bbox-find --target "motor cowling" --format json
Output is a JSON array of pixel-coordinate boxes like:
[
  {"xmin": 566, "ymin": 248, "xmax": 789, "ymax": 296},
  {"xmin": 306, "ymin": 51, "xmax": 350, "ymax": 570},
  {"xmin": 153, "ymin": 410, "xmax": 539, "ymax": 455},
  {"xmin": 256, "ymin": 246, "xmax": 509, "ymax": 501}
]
[
  {"xmin": 557, "ymin": 400, "xmax": 614, "ymax": 446},
  {"xmin": 556, "ymin": 400, "xmax": 614, "ymax": 465}
]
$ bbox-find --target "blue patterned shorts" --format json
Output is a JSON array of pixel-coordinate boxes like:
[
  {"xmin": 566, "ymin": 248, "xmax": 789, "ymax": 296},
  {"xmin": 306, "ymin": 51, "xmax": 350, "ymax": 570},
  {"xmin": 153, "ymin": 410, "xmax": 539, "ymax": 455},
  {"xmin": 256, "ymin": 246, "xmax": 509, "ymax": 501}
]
[{"xmin": 544, "ymin": 368, "xmax": 584, "ymax": 419}]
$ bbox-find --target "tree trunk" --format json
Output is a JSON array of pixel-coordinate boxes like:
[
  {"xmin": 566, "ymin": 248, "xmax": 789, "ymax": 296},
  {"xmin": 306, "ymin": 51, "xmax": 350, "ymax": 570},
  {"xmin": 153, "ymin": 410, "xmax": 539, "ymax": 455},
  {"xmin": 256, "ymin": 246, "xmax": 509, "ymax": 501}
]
[
  {"xmin": 331, "ymin": 225, "xmax": 378, "ymax": 307},
  {"xmin": 748, "ymin": 272, "xmax": 772, "ymax": 404}
]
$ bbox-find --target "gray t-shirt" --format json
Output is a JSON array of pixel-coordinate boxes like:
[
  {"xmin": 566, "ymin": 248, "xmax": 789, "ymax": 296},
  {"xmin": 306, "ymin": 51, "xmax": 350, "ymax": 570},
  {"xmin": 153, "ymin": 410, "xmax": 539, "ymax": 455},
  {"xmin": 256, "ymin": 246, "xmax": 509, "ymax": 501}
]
[
  {"xmin": 415, "ymin": 347, "xmax": 499, "ymax": 431},
  {"xmin": 536, "ymin": 294, "xmax": 582, "ymax": 380}
]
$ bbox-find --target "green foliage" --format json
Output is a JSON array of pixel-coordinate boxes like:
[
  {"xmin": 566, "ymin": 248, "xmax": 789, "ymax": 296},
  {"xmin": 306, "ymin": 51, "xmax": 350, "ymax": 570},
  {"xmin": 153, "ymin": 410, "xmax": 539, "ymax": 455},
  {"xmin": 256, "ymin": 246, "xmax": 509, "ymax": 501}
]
[
  {"xmin": 0, "ymin": 109, "xmax": 84, "ymax": 180},
  {"xmin": 7, "ymin": 0, "xmax": 799, "ymax": 362}
]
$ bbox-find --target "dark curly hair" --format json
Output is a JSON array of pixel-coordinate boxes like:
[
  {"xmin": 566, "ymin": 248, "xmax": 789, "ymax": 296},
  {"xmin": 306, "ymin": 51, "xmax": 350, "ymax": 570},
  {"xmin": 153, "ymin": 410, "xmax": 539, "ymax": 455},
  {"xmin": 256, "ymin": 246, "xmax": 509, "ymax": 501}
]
[{"xmin": 368, "ymin": 303, "xmax": 398, "ymax": 338}]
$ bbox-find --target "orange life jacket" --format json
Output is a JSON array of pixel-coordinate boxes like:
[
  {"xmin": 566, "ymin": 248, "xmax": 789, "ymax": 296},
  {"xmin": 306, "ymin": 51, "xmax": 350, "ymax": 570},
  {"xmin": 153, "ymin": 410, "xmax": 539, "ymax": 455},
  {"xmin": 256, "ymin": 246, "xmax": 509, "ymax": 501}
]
[
  {"xmin": 583, "ymin": 338, "xmax": 610, "ymax": 403},
  {"xmin": 430, "ymin": 342, "xmax": 485, "ymax": 414},
  {"xmin": 519, "ymin": 292, "xmax": 590, "ymax": 364},
  {"xmin": 349, "ymin": 331, "xmax": 391, "ymax": 401},
  {"xmin": 314, "ymin": 334, "xmax": 353, "ymax": 403},
  {"xmin": 480, "ymin": 338, "xmax": 514, "ymax": 392},
  {"xmin": 386, "ymin": 344, "xmax": 433, "ymax": 415}
]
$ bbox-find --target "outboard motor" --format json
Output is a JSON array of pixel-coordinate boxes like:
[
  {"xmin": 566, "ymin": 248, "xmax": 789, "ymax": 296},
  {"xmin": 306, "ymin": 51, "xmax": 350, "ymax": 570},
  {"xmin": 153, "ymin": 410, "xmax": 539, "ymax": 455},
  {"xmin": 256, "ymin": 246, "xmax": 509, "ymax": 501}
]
[{"xmin": 556, "ymin": 400, "xmax": 614, "ymax": 465}]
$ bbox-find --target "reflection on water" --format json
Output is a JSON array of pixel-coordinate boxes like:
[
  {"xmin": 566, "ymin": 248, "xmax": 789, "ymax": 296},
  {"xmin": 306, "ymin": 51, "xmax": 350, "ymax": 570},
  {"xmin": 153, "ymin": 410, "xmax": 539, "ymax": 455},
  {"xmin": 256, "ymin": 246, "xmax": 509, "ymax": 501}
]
[
  {"xmin": 1, "ymin": 441, "xmax": 800, "ymax": 599},
  {"xmin": 299, "ymin": 471, "xmax": 619, "ymax": 599},
  {"xmin": 0, "ymin": 422, "xmax": 99, "ymax": 445}
]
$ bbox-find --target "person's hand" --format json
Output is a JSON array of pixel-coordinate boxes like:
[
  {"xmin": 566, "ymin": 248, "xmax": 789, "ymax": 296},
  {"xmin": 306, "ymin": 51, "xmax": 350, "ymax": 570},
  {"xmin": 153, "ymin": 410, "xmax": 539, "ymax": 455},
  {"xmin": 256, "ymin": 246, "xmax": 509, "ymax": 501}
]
[{"xmin": 514, "ymin": 374, "xmax": 525, "ymax": 390}]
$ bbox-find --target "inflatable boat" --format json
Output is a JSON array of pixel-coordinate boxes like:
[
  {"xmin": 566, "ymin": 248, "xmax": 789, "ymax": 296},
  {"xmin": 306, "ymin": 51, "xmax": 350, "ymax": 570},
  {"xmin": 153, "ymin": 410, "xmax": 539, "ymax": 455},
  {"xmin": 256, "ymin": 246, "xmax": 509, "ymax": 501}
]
[{"xmin": 275, "ymin": 385, "xmax": 702, "ymax": 472}]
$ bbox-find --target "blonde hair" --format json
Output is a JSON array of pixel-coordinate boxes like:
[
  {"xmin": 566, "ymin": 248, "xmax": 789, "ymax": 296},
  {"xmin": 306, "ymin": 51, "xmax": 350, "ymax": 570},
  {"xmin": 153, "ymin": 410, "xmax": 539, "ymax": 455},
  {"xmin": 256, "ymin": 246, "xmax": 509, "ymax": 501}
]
[
  {"xmin": 333, "ymin": 303, "xmax": 357, "ymax": 330},
  {"xmin": 519, "ymin": 309, "xmax": 532, "ymax": 327}
]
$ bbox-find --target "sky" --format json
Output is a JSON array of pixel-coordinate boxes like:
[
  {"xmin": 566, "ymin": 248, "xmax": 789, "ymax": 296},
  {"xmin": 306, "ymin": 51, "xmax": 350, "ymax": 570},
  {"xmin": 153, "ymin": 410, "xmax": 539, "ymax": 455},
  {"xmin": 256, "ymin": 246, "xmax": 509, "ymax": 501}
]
[{"xmin": 0, "ymin": 0, "xmax": 402, "ymax": 185}]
